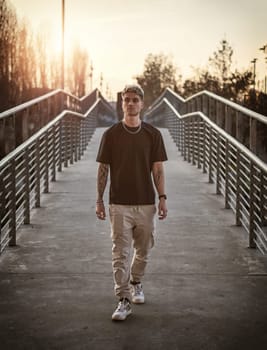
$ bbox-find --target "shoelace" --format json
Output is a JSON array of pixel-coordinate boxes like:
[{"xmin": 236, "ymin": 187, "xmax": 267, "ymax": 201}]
[
  {"xmin": 134, "ymin": 284, "xmax": 143, "ymax": 295},
  {"xmin": 116, "ymin": 300, "xmax": 129, "ymax": 312}
]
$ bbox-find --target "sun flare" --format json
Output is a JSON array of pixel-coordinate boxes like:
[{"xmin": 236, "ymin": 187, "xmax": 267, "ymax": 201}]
[{"xmin": 50, "ymin": 33, "xmax": 63, "ymax": 55}]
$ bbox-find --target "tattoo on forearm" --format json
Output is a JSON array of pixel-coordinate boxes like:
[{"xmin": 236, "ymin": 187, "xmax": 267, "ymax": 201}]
[
  {"xmin": 152, "ymin": 162, "xmax": 165, "ymax": 196},
  {"xmin": 155, "ymin": 170, "xmax": 163, "ymax": 187},
  {"xmin": 97, "ymin": 163, "xmax": 109, "ymax": 199}
]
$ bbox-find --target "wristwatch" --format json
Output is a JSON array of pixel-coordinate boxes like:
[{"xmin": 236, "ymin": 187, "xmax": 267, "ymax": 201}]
[{"xmin": 159, "ymin": 194, "xmax": 167, "ymax": 200}]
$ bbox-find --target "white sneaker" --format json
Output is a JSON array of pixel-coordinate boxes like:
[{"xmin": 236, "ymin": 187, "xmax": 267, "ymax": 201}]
[
  {"xmin": 112, "ymin": 298, "xmax": 132, "ymax": 321},
  {"xmin": 131, "ymin": 282, "xmax": 145, "ymax": 304}
]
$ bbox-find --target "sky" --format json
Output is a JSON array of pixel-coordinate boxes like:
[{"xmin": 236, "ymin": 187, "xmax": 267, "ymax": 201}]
[{"xmin": 10, "ymin": 0, "xmax": 267, "ymax": 97}]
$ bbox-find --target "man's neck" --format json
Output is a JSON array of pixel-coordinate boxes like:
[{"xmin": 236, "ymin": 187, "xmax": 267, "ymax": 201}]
[{"xmin": 123, "ymin": 115, "xmax": 141, "ymax": 127}]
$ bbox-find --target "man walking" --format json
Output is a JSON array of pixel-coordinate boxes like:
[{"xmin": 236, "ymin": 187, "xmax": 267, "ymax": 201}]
[{"xmin": 96, "ymin": 84, "xmax": 167, "ymax": 321}]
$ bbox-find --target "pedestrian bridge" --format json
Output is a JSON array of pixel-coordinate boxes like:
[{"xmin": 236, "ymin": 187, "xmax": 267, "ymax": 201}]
[{"xmin": 0, "ymin": 88, "xmax": 267, "ymax": 349}]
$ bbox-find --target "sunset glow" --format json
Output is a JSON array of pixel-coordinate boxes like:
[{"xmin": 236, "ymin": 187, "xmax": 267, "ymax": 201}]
[{"xmin": 10, "ymin": 0, "xmax": 267, "ymax": 96}]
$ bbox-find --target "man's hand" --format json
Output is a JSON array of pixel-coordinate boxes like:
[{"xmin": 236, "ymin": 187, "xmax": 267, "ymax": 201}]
[
  {"xmin": 158, "ymin": 199, "xmax": 167, "ymax": 220},
  {"xmin": 96, "ymin": 201, "xmax": 106, "ymax": 220}
]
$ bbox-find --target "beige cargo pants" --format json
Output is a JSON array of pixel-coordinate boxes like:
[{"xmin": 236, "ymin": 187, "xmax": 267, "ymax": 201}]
[{"xmin": 109, "ymin": 204, "xmax": 156, "ymax": 301}]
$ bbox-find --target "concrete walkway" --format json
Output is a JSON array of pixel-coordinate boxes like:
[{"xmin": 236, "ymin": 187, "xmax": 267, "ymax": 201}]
[{"xmin": 0, "ymin": 128, "xmax": 267, "ymax": 350}]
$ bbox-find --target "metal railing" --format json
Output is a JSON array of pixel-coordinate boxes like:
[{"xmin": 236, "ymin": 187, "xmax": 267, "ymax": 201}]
[
  {"xmin": 0, "ymin": 88, "xmax": 116, "ymax": 159},
  {"xmin": 0, "ymin": 97, "xmax": 115, "ymax": 254},
  {"xmin": 0, "ymin": 90, "xmax": 80, "ymax": 158},
  {"xmin": 147, "ymin": 88, "xmax": 267, "ymax": 162},
  {"xmin": 145, "ymin": 95, "xmax": 267, "ymax": 255}
]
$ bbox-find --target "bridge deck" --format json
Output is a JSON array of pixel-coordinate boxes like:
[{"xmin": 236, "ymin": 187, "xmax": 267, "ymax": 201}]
[{"xmin": 1, "ymin": 128, "xmax": 267, "ymax": 349}]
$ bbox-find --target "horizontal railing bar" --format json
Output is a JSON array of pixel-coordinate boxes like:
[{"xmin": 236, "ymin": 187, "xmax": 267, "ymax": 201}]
[
  {"xmin": 145, "ymin": 91, "xmax": 267, "ymax": 255},
  {"xmin": 0, "ymin": 89, "xmax": 62, "ymax": 119},
  {"xmin": 163, "ymin": 98, "xmax": 267, "ymax": 174},
  {"xmin": 0, "ymin": 99, "xmax": 100, "ymax": 168}
]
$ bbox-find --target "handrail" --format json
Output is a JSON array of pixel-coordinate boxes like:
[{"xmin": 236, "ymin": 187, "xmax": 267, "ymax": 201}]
[
  {"xmin": 145, "ymin": 95, "xmax": 267, "ymax": 255},
  {"xmin": 187, "ymin": 89, "xmax": 267, "ymax": 125},
  {"xmin": 0, "ymin": 97, "xmax": 115, "ymax": 255},
  {"xmin": 164, "ymin": 98, "xmax": 267, "ymax": 172},
  {"xmin": 0, "ymin": 88, "xmax": 116, "ymax": 159},
  {"xmin": 147, "ymin": 87, "xmax": 267, "ymax": 125},
  {"xmin": 146, "ymin": 87, "xmax": 267, "ymax": 162},
  {"xmin": 0, "ymin": 99, "xmax": 99, "ymax": 168},
  {"xmin": 0, "ymin": 89, "xmax": 78, "ymax": 119}
]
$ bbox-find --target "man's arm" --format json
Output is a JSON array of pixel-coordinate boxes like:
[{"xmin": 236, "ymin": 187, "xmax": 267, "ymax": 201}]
[
  {"xmin": 152, "ymin": 161, "xmax": 167, "ymax": 220},
  {"xmin": 96, "ymin": 162, "xmax": 109, "ymax": 220}
]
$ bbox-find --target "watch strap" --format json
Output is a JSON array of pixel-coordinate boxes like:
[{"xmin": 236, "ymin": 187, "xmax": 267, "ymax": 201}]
[{"xmin": 159, "ymin": 194, "xmax": 167, "ymax": 200}]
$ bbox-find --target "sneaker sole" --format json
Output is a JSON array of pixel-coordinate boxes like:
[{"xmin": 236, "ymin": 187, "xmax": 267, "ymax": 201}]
[
  {"xmin": 112, "ymin": 309, "xmax": 132, "ymax": 321},
  {"xmin": 132, "ymin": 298, "xmax": 145, "ymax": 304}
]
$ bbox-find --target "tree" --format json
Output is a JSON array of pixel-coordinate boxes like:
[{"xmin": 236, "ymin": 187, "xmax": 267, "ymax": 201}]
[
  {"xmin": 209, "ymin": 39, "xmax": 233, "ymax": 92},
  {"xmin": 68, "ymin": 43, "xmax": 89, "ymax": 97},
  {"xmin": 50, "ymin": 55, "xmax": 61, "ymax": 90},
  {"xmin": 0, "ymin": 0, "xmax": 18, "ymax": 110},
  {"xmin": 183, "ymin": 39, "xmax": 253, "ymax": 103},
  {"xmin": 36, "ymin": 30, "xmax": 49, "ymax": 89},
  {"xmin": 16, "ymin": 19, "xmax": 38, "ymax": 103},
  {"xmin": 135, "ymin": 53, "xmax": 179, "ymax": 108},
  {"xmin": 0, "ymin": 0, "xmax": 91, "ymax": 112},
  {"xmin": 227, "ymin": 70, "xmax": 253, "ymax": 102},
  {"xmin": 183, "ymin": 67, "xmax": 221, "ymax": 98}
]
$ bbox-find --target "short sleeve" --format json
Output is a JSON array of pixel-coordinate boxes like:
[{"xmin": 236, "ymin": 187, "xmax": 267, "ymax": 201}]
[
  {"xmin": 96, "ymin": 131, "xmax": 111, "ymax": 164},
  {"xmin": 151, "ymin": 130, "xmax": 168, "ymax": 162}
]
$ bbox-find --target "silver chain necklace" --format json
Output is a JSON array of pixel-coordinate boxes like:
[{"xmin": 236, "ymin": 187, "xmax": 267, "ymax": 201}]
[{"xmin": 122, "ymin": 121, "xmax": 142, "ymax": 134}]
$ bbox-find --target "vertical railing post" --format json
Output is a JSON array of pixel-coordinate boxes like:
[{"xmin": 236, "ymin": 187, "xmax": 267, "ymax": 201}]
[
  {"xmin": 177, "ymin": 117, "xmax": 181, "ymax": 152},
  {"xmin": 35, "ymin": 139, "xmax": 41, "ymax": 208},
  {"xmin": 0, "ymin": 172, "xmax": 4, "ymax": 251},
  {"xmin": 197, "ymin": 117, "xmax": 201, "ymax": 169},
  {"xmin": 0, "ymin": 119, "xmax": 5, "ymax": 159},
  {"xmin": 208, "ymin": 128, "xmax": 213, "ymax": 183},
  {"xmin": 70, "ymin": 116, "xmax": 74, "ymax": 165},
  {"xmin": 80, "ymin": 119, "xmax": 85, "ymax": 155},
  {"xmin": 207, "ymin": 96, "xmax": 210, "ymax": 120},
  {"xmin": 185, "ymin": 119, "xmax": 189, "ymax": 161},
  {"xmin": 52, "ymin": 124, "xmax": 56, "ymax": 181},
  {"xmin": 74, "ymin": 118, "xmax": 78, "ymax": 162},
  {"xmin": 24, "ymin": 149, "xmax": 30, "ymax": 224},
  {"xmin": 182, "ymin": 120, "xmax": 186, "ymax": 160},
  {"xmin": 203, "ymin": 122, "xmax": 207, "ymax": 174},
  {"xmin": 249, "ymin": 162, "xmax": 257, "ymax": 248},
  {"xmin": 44, "ymin": 133, "xmax": 49, "ymax": 193},
  {"xmin": 249, "ymin": 118, "xmax": 257, "ymax": 155},
  {"xmin": 235, "ymin": 151, "xmax": 242, "ymax": 226},
  {"xmin": 187, "ymin": 118, "xmax": 191, "ymax": 163},
  {"xmin": 9, "ymin": 159, "xmax": 16, "ymax": 246},
  {"xmin": 58, "ymin": 120, "xmax": 63, "ymax": 172},
  {"xmin": 216, "ymin": 133, "xmax": 221, "ymax": 195},
  {"xmin": 21, "ymin": 109, "xmax": 30, "ymax": 144},
  {"xmin": 191, "ymin": 117, "xmax": 196, "ymax": 165},
  {"xmin": 225, "ymin": 106, "xmax": 232, "ymax": 136},
  {"xmin": 224, "ymin": 141, "xmax": 230, "ymax": 209},
  {"xmin": 216, "ymin": 101, "xmax": 223, "ymax": 128},
  {"xmin": 64, "ymin": 118, "xmax": 68, "ymax": 168},
  {"xmin": 84, "ymin": 118, "xmax": 88, "ymax": 150},
  {"xmin": 258, "ymin": 171, "xmax": 265, "ymax": 226},
  {"xmin": 236, "ymin": 111, "xmax": 243, "ymax": 144},
  {"xmin": 260, "ymin": 171, "xmax": 267, "ymax": 226},
  {"xmin": 77, "ymin": 118, "xmax": 81, "ymax": 161}
]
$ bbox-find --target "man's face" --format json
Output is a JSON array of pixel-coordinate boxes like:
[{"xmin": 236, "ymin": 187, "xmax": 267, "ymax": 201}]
[{"xmin": 122, "ymin": 92, "xmax": 144, "ymax": 117}]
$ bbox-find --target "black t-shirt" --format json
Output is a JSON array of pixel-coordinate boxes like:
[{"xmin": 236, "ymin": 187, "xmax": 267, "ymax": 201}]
[{"xmin": 96, "ymin": 121, "xmax": 168, "ymax": 205}]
